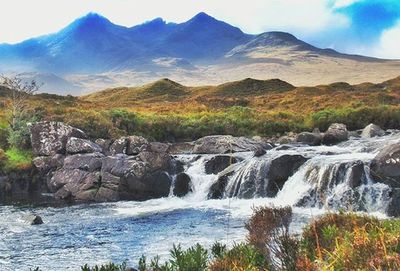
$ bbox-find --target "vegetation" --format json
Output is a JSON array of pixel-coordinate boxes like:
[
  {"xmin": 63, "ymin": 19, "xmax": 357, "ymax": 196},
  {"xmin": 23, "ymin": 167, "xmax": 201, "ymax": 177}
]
[{"xmin": 78, "ymin": 207, "xmax": 400, "ymax": 271}]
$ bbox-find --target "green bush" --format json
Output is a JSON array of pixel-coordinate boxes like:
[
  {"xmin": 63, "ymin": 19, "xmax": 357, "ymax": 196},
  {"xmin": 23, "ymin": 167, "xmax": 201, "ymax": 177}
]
[{"xmin": 81, "ymin": 262, "xmax": 127, "ymax": 271}]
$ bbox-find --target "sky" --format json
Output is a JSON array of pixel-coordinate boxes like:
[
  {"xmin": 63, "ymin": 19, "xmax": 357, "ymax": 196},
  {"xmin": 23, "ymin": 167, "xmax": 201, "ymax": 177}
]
[{"xmin": 0, "ymin": 0, "xmax": 399, "ymax": 58}]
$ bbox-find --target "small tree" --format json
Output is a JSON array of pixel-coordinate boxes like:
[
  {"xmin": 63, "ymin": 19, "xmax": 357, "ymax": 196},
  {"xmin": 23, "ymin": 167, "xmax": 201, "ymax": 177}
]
[{"xmin": 0, "ymin": 75, "xmax": 41, "ymax": 148}]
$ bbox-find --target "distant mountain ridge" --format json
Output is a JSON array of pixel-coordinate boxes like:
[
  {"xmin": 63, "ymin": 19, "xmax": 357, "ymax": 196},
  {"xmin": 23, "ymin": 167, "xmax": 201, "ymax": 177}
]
[{"xmin": 0, "ymin": 12, "xmax": 399, "ymax": 95}]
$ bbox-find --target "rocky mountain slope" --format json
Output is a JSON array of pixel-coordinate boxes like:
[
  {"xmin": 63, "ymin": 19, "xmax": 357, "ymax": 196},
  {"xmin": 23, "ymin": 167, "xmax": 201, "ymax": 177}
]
[{"xmin": 1, "ymin": 12, "xmax": 399, "ymax": 94}]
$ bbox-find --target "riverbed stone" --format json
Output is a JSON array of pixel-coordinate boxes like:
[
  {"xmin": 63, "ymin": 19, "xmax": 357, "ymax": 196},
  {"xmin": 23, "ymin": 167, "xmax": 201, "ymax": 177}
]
[
  {"xmin": 361, "ymin": 123, "xmax": 385, "ymax": 138},
  {"xmin": 173, "ymin": 173, "xmax": 192, "ymax": 197},
  {"xmin": 63, "ymin": 153, "xmax": 104, "ymax": 172},
  {"xmin": 322, "ymin": 123, "xmax": 349, "ymax": 145},
  {"xmin": 296, "ymin": 132, "xmax": 322, "ymax": 146}
]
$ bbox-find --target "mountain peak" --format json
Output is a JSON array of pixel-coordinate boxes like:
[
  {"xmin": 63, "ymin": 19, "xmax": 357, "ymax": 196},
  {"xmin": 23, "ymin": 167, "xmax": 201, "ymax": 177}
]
[
  {"xmin": 68, "ymin": 12, "xmax": 114, "ymax": 30},
  {"xmin": 189, "ymin": 12, "xmax": 216, "ymax": 23}
]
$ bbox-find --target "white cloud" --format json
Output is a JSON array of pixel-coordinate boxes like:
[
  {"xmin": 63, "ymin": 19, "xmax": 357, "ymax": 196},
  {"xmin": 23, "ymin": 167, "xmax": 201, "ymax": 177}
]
[
  {"xmin": 332, "ymin": 0, "xmax": 360, "ymax": 8},
  {"xmin": 372, "ymin": 22, "xmax": 400, "ymax": 59},
  {"xmin": 0, "ymin": 0, "xmax": 348, "ymax": 43}
]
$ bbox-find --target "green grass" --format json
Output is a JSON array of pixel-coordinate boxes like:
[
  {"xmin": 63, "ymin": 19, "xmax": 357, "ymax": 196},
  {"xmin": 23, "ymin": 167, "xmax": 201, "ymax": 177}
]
[{"xmin": 4, "ymin": 148, "xmax": 33, "ymax": 171}]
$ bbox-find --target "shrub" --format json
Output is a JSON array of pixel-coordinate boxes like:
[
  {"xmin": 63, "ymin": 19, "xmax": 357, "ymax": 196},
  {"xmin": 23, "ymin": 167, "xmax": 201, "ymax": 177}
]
[
  {"xmin": 4, "ymin": 148, "xmax": 33, "ymax": 171},
  {"xmin": 0, "ymin": 148, "xmax": 7, "ymax": 173},
  {"xmin": 300, "ymin": 213, "xmax": 400, "ymax": 271},
  {"xmin": 245, "ymin": 206, "xmax": 298, "ymax": 271},
  {"xmin": 209, "ymin": 243, "xmax": 265, "ymax": 271},
  {"xmin": 81, "ymin": 262, "xmax": 127, "ymax": 271}
]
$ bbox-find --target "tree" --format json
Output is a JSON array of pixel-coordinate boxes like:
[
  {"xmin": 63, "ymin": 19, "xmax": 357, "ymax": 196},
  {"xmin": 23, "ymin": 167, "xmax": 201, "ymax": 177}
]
[{"xmin": 0, "ymin": 75, "xmax": 41, "ymax": 148}]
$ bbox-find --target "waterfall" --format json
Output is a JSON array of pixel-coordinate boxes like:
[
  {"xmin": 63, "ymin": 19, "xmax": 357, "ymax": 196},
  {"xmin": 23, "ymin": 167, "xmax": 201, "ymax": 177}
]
[{"xmin": 175, "ymin": 132, "xmax": 400, "ymax": 215}]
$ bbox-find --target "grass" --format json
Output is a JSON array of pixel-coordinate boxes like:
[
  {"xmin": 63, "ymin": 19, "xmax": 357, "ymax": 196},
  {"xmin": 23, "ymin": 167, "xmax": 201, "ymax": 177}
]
[{"xmin": 4, "ymin": 148, "xmax": 33, "ymax": 171}]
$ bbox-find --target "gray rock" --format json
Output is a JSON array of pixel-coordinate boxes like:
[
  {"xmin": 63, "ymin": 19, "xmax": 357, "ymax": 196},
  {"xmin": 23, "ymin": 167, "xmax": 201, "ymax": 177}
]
[
  {"xmin": 192, "ymin": 135, "xmax": 273, "ymax": 154},
  {"xmin": 266, "ymin": 154, "xmax": 309, "ymax": 196},
  {"xmin": 63, "ymin": 153, "xmax": 104, "ymax": 172},
  {"xmin": 168, "ymin": 142, "xmax": 195, "ymax": 154},
  {"xmin": 253, "ymin": 148, "xmax": 267, "ymax": 157},
  {"xmin": 388, "ymin": 188, "xmax": 400, "ymax": 217},
  {"xmin": 150, "ymin": 142, "xmax": 170, "ymax": 153},
  {"xmin": 66, "ymin": 137, "xmax": 102, "ymax": 154},
  {"xmin": 95, "ymin": 139, "xmax": 113, "ymax": 155},
  {"xmin": 276, "ymin": 136, "xmax": 296, "ymax": 145},
  {"xmin": 370, "ymin": 142, "xmax": 400, "ymax": 188},
  {"xmin": 204, "ymin": 155, "xmax": 237, "ymax": 175},
  {"xmin": 126, "ymin": 136, "xmax": 149, "ymax": 155},
  {"xmin": 30, "ymin": 122, "xmax": 87, "ymax": 156},
  {"xmin": 109, "ymin": 137, "xmax": 128, "ymax": 155},
  {"xmin": 33, "ymin": 154, "xmax": 65, "ymax": 173},
  {"xmin": 322, "ymin": 123, "xmax": 349, "ymax": 145},
  {"xmin": 25, "ymin": 214, "xmax": 43, "ymax": 225},
  {"xmin": 361, "ymin": 123, "xmax": 385, "ymax": 138},
  {"xmin": 173, "ymin": 173, "xmax": 192, "ymax": 197},
  {"xmin": 296, "ymin": 132, "xmax": 322, "ymax": 146}
]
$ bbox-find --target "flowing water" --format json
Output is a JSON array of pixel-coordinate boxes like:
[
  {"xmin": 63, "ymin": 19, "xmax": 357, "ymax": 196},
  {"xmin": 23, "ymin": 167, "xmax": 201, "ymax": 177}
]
[{"xmin": 1, "ymin": 133, "xmax": 399, "ymax": 270}]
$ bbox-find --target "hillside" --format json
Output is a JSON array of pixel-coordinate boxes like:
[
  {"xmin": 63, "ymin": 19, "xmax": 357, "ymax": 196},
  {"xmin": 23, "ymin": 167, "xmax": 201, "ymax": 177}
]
[{"xmin": 1, "ymin": 12, "xmax": 399, "ymax": 94}]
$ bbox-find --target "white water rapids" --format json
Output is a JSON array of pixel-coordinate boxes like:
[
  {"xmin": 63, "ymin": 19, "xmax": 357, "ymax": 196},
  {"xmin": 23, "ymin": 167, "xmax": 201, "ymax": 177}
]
[{"xmin": 0, "ymin": 132, "xmax": 399, "ymax": 270}]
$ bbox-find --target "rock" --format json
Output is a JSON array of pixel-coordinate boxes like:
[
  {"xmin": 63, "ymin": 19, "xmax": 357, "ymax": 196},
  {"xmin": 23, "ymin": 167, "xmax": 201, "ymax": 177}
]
[
  {"xmin": 276, "ymin": 136, "xmax": 296, "ymax": 145},
  {"xmin": 63, "ymin": 153, "xmax": 104, "ymax": 172},
  {"xmin": 66, "ymin": 137, "xmax": 102, "ymax": 154},
  {"xmin": 361, "ymin": 123, "xmax": 385, "ymax": 138},
  {"xmin": 205, "ymin": 155, "xmax": 237, "ymax": 175},
  {"xmin": 125, "ymin": 171, "xmax": 172, "ymax": 200},
  {"xmin": 296, "ymin": 132, "xmax": 322, "ymax": 146},
  {"xmin": 370, "ymin": 142, "xmax": 400, "ymax": 188},
  {"xmin": 25, "ymin": 214, "xmax": 43, "ymax": 225},
  {"xmin": 322, "ymin": 123, "xmax": 349, "ymax": 145},
  {"xmin": 192, "ymin": 135, "xmax": 273, "ymax": 154},
  {"xmin": 208, "ymin": 175, "xmax": 230, "ymax": 199},
  {"xmin": 126, "ymin": 136, "xmax": 149, "ymax": 155},
  {"xmin": 138, "ymin": 151, "xmax": 173, "ymax": 172},
  {"xmin": 95, "ymin": 139, "xmax": 113, "ymax": 155},
  {"xmin": 168, "ymin": 142, "xmax": 195, "ymax": 154},
  {"xmin": 173, "ymin": 173, "xmax": 192, "ymax": 197},
  {"xmin": 253, "ymin": 148, "xmax": 266, "ymax": 157},
  {"xmin": 33, "ymin": 154, "xmax": 65, "ymax": 173},
  {"xmin": 388, "ymin": 188, "xmax": 400, "ymax": 217},
  {"xmin": 150, "ymin": 142, "xmax": 170, "ymax": 153},
  {"xmin": 51, "ymin": 170, "xmax": 100, "ymax": 200},
  {"xmin": 348, "ymin": 161, "xmax": 365, "ymax": 188},
  {"xmin": 109, "ymin": 137, "xmax": 128, "ymax": 155},
  {"xmin": 30, "ymin": 122, "xmax": 87, "ymax": 156},
  {"xmin": 266, "ymin": 155, "xmax": 309, "ymax": 196}
]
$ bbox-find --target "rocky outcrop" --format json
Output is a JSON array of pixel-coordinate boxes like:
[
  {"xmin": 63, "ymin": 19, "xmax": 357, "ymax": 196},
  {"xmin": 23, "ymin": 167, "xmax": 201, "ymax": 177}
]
[
  {"xmin": 361, "ymin": 123, "xmax": 385, "ymax": 138},
  {"xmin": 322, "ymin": 123, "xmax": 349, "ymax": 145},
  {"xmin": 370, "ymin": 142, "xmax": 400, "ymax": 188},
  {"xmin": 28, "ymin": 122, "xmax": 177, "ymax": 203},
  {"xmin": 30, "ymin": 122, "xmax": 87, "ymax": 156}
]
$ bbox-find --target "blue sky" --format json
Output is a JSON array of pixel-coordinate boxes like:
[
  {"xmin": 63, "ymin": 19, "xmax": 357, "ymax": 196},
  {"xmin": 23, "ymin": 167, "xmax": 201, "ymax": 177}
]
[{"xmin": 0, "ymin": 0, "xmax": 399, "ymax": 58}]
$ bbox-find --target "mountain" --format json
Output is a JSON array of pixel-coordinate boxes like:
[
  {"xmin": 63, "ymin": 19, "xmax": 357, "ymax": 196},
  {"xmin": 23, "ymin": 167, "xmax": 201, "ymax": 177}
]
[{"xmin": 0, "ymin": 12, "xmax": 399, "ymax": 94}]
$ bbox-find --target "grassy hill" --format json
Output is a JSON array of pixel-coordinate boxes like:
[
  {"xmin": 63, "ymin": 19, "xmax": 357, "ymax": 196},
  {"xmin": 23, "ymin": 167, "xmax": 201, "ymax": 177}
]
[{"xmin": 1, "ymin": 75, "xmax": 399, "ymax": 142}]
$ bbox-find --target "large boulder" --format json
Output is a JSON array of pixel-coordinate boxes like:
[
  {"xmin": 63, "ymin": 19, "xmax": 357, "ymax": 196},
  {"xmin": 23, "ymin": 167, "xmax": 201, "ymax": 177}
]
[
  {"xmin": 48, "ymin": 169, "xmax": 100, "ymax": 195},
  {"xmin": 322, "ymin": 123, "xmax": 349, "ymax": 145},
  {"xmin": 388, "ymin": 188, "xmax": 400, "ymax": 217},
  {"xmin": 361, "ymin": 123, "xmax": 385, "ymax": 138},
  {"xmin": 109, "ymin": 137, "xmax": 128, "ymax": 155},
  {"xmin": 204, "ymin": 155, "xmax": 238, "ymax": 175},
  {"xmin": 95, "ymin": 139, "xmax": 113, "ymax": 155},
  {"xmin": 192, "ymin": 135, "xmax": 273, "ymax": 154},
  {"xmin": 173, "ymin": 173, "xmax": 192, "ymax": 197},
  {"xmin": 63, "ymin": 153, "xmax": 104, "ymax": 172},
  {"xmin": 66, "ymin": 137, "xmax": 102, "ymax": 154},
  {"xmin": 296, "ymin": 132, "xmax": 322, "ymax": 146},
  {"xmin": 30, "ymin": 122, "xmax": 87, "ymax": 156},
  {"xmin": 370, "ymin": 142, "xmax": 400, "ymax": 188},
  {"xmin": 266, "ymin": 155, "xmax": 309, "ymax": 196}
]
